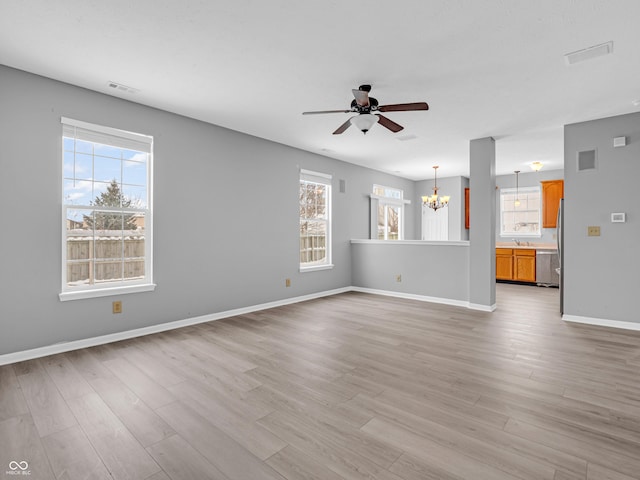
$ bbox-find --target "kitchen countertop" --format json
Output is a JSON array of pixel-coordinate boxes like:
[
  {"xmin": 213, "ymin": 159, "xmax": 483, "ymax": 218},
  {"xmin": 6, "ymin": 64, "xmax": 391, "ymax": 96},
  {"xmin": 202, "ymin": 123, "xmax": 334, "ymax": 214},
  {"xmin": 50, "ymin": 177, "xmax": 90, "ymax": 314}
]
[{"xmin": 496, "ymin": 242, "xmax": 557, "ymax": 251}]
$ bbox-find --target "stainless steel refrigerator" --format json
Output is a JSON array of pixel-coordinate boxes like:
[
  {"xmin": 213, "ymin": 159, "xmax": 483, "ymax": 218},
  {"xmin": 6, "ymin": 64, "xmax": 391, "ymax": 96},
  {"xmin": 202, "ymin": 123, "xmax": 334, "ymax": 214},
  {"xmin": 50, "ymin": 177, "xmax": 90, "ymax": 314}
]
[{"xmin": 556, "ymin": 198, "xmax": 564, "ymax": 315}]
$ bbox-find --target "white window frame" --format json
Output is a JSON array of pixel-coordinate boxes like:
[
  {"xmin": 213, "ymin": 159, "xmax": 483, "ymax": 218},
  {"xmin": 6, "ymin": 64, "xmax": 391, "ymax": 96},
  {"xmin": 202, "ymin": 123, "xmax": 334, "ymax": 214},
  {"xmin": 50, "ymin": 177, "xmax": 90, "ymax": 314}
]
[
  {"xmin": 370, "ymin": 185, "xmax": 409, "ymax": 240},
  {"xmin": 299, "ymin": 169, "xmax": 333, "ymax": 272},
  {"xmin": 500, "ymin": 186, "xmax": 542, "ymax": 237},
  {"xmin": 59, "ymin": 117, "xmax": 155, "ymax": 301}
]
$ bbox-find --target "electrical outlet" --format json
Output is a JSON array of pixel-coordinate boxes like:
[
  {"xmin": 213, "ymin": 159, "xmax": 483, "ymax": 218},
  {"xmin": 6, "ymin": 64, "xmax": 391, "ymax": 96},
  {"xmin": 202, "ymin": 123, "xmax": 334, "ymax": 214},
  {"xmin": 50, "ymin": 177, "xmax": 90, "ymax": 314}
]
[
  {"xmin": 396, "ymin": 274, "xmax": 402, "ymax": 283},
  {"xmin": 112, "ymin": 301, "xmax": 122, "ymax": 314},
  {"xmin": 587, "ymin": 226, "xmax": 601, "ymax": 237},
  {"xmin": 285, "ymin": 278, "xmax": 291, "ymax": 287}
]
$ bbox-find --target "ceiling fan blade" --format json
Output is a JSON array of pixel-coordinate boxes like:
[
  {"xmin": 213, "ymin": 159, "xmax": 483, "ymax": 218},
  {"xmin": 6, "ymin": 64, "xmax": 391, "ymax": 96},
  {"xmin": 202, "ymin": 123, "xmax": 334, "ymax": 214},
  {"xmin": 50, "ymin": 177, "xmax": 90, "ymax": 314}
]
[
  {"xmin": 378, "ymin": 102, "xmax": 429, "ymax": 112},
  {"xmin": 332, "ymin": 118, "xmax": 353, "ymax": 135},
  {"xmin": 376, "ymin": 114, "xmax": 404, "ymax": 133},
  {"xmin": 352, "ymin": 89, "xmax": 370, "ymax": 107},
  {"xmin": 302, "ymin": 109, "xmax": 351, "ymax": 115}
]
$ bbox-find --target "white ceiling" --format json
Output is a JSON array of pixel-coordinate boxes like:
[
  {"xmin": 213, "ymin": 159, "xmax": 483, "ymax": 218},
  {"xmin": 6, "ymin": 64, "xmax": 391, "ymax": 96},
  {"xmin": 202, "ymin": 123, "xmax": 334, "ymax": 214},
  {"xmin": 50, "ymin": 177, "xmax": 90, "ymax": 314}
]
[{"xmin": 2, "ymin": 0, "xmax": 639, "ymax": 180}]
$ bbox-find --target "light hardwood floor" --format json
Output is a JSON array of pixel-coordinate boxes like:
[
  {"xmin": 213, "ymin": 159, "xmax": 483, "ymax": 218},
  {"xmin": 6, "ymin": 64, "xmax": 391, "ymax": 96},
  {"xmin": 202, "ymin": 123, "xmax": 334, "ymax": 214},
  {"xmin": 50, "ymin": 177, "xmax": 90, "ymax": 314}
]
[{"xmin": 2, "ymin": 284, "xmax": 640, "ymax": 480}]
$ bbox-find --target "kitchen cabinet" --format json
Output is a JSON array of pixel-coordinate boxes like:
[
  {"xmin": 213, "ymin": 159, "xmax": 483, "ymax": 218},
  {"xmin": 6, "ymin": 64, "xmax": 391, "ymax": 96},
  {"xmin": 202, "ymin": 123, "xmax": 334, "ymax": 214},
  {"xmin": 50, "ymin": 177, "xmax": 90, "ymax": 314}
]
[
  {"xmin": 496, "ymin": 248, "xmax": 536, "ymax": 282},
  {"xmin": 541, "ymin": 180, "xmax": 564, "ymax": 228},
  {"xmin": 514, "ymin": 249, "xmax": 536, "ymax": 282},
  {"xmin": 464, "ymin": 188, "xmax": 470, "ymax": 229},
  {"xmin": 496, "ymin": 248, "xmax": 513, "ymax": 280}
]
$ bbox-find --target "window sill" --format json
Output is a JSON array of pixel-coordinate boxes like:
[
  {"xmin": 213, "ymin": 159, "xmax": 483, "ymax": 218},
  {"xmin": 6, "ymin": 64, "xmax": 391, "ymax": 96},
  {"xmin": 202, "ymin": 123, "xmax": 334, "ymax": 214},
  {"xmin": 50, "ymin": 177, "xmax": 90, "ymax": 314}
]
[
  {"xmin": 59, "ymin": 283, "xmax": 156, "ymax": 302},
  {"xmin": 299, "ymin": 264, "xmax": 334, "ymax": 273}
]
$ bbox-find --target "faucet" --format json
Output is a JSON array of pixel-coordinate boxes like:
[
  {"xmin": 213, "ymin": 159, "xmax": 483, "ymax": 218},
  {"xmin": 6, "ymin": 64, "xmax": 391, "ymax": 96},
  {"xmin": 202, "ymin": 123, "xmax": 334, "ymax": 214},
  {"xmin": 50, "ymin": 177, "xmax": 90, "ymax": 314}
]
[{"xmin": 512, "ymin": 238, "xmax": 521, "ymax": 246}]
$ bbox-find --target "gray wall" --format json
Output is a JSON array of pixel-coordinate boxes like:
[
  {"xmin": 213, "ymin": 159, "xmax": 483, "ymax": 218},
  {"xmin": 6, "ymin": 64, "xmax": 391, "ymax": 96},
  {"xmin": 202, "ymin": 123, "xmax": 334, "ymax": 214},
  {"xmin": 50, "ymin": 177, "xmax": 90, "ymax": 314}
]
[
  {"xmin": 415, "ymin": 175, "xmax": 469, "ymax": 241},
  {"xmin": 496, "ymin": 169, "xmax": 564, "ymax": 244},
  {"xmin": 564, "ymin": 112, "xmax": 640, "ymax": 324},
  {"xmin": 0, "ymin": 65, "xmax": 416, "ymax": 355},
  {"xmin": 351, "ymin": 242, "xmax": 470, "ymax": 302}
]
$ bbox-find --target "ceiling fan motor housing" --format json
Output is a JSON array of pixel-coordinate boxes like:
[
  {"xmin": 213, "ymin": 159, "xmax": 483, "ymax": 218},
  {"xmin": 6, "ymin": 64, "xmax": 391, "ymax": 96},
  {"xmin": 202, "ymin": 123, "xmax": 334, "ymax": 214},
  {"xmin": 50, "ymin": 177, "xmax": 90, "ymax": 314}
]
[{"xmin": 351, "ymin": 97, "xmax": 379, "ymax": 113}]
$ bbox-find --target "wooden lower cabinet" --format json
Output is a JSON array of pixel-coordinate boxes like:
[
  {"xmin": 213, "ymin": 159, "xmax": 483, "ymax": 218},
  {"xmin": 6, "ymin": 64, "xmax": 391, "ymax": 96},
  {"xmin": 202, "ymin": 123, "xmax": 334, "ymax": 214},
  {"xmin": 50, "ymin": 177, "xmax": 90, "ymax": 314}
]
[
  {"xmin": 513, "ymin": 249, "xmax": 536, "ymax": 282},
  {"xmin": 496, "ymin": 248, "xmax": 536, "ymax": 283},
  {"xmin": 496, "ymin": 248, "xmax": 514, "ymax": 280}
]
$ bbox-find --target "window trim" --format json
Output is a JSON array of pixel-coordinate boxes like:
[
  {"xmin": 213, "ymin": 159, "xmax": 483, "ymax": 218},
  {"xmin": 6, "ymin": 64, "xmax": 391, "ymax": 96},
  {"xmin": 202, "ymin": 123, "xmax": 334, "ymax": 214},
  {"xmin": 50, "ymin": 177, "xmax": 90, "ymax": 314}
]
[
  {"xmin": 499, "ymin": 185, "xmax": 542, "ymax": 237},
  {"xmin": 59, "ymin": 283, "xmax": 155, "ymax": 302},
  {"xmin": 59, "ymin": 117, "xmax": 154, "ymax": 300},
  {"xmin": 299, "ymin": 169, "xmax": 333, "ymax": 272}
]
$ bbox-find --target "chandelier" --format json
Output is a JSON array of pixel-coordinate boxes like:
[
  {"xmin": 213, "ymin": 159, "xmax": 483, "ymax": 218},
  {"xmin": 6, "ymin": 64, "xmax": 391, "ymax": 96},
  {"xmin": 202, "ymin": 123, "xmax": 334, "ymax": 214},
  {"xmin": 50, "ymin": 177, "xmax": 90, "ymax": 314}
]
[{"xmin": 422, "ymin": 166, "xmax": 450, "ymax": 211}]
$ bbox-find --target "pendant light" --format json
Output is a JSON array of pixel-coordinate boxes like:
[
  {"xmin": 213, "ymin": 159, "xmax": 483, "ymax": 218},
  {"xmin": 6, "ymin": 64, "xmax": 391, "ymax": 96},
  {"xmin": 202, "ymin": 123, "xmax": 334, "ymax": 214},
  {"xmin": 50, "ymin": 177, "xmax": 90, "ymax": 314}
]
[
  {"xmin": 514, "ymin": 170, "xmax": 521, "ymax": 207},
  {"xmin": 422, "ymin": 166, "xmax": 450, "ymax": 211}
]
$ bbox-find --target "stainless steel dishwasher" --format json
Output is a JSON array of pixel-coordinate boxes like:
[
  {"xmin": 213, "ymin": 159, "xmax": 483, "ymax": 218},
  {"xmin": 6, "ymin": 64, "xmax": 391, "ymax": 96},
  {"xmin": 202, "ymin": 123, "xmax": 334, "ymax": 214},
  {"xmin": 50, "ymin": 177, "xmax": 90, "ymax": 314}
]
[{"xmin": 536, "ymin": 250, "xmax": 559, "ymax": 287}]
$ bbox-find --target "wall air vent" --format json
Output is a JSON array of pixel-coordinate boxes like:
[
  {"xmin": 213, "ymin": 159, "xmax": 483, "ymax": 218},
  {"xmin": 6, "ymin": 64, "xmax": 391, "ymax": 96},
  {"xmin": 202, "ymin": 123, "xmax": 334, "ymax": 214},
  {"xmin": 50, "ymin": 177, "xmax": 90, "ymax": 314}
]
[
  {"xmin": 564, "ymin": 41, "xmax": 613, "ymax": 65},
  {"xmin": 613, "ymin": 136, "xmax": 626, "ymax": 148},
  {"xmin": 107, "ymin": 81, "xmax": 140, "ymax": 94},
  {"xmin": 577, "ymin": 149, "xmax": 597, "ymax": 171}
]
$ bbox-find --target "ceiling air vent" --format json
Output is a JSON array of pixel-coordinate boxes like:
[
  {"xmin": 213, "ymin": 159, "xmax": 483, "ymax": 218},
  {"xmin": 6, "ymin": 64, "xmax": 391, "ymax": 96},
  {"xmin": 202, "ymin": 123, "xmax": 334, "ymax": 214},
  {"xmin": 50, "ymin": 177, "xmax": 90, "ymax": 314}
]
[
  {"xmin": 107, "ymin": 81, "xmax": 139, "ymax": 94},
  {"xmin": 577, "ymin": 149, "xmax": 597, "ymax": 171},
  {"xmin": 396, "ymin": 134, "xmax": 417, "ymax": 142},
  {"xmin": 564, "ymin": 41, "xmax": 613, "ymax": 65}
]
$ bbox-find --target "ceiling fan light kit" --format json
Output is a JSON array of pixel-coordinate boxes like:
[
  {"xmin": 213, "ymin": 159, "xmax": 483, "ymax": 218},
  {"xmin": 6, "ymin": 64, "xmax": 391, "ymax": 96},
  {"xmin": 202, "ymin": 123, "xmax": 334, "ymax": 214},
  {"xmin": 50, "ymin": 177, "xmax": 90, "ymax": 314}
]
[
  {"xmin": 303, "ymin": 85, "xmax": 429, "ymax": 135},
  {"xmin": 350, "ymin": 114, "xmax": 378, "ymax": 134}
]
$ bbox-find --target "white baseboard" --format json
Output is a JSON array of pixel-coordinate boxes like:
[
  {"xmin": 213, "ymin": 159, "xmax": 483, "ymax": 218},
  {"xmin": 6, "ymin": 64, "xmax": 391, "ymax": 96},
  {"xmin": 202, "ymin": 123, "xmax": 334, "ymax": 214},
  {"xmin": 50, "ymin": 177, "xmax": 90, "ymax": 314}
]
[
  {"xmin": 562, "ymin": 314, "xmax": 640, "ymax": 331},
  {"xmin": 351, "ymin": 287, "xmax": 470, "ymax": 308},
  {"xmin": 468, "ymin": 302, "xmax": 497, "ymax": 312},
  {"xmin": 0, "ymin": 287, "xmax": 351, "ymax": 366}
]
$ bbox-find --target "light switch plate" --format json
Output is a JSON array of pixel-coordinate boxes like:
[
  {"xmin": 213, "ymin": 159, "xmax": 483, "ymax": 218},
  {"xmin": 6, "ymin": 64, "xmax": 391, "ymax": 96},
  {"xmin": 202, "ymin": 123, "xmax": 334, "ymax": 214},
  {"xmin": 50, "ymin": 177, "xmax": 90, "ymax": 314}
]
[{"xmin": 587, "ymin": 226, "xmax": 601, "ymax": 236}]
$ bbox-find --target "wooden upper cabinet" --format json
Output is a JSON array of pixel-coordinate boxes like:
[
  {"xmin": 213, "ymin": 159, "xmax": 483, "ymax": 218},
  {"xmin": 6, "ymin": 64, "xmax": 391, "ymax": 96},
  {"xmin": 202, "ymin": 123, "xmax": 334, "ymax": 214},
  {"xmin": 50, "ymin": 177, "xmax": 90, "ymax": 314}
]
[
  {"xmin": 464, "ymin": 188, "xmax": 470, "ymax": 229},
  {"xmin": 540, "ymin": 180, "xmax": 564, "ymax": 228}
]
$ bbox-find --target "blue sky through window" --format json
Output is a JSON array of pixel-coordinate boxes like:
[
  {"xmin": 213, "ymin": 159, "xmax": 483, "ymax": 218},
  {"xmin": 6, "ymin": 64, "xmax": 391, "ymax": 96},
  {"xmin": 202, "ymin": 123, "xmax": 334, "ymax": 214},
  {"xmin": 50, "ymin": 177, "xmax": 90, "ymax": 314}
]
[{"xmin": 63, "ymin": 137, "xmax": 148, "ymax": 211}]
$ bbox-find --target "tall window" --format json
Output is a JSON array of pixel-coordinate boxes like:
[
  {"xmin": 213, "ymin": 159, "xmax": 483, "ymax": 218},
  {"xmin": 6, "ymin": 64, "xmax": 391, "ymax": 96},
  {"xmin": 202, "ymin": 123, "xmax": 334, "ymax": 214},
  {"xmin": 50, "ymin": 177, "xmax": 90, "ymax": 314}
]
[
  {"xmin": 500, "ymin": 186, "xmax": 541, "ymax": 236},
  {"xmin": 299, "ymin": 170, "xmax": 332, "ymax": 271},
  {"xmin": 60, "ymin": 117, "xmax": 154, "ymax": 300},
  {"xmin": 373, "ymin": 185, "xmax": 404, "ymax": 240}
]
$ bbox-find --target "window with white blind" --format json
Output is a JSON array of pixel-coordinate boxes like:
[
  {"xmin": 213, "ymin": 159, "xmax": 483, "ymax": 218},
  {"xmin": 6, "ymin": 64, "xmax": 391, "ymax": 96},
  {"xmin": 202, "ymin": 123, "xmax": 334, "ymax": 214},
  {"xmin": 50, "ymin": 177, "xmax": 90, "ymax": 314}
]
[
  {"xmin": 299, "ymin": 169, "xmax": 332, "ymax": 271},
  {"xmin": 500, "ymin": 186, "xmax": 541, "ymax": 237},
  {"xmin": 60, "ymin": 117, "xmax": 154, "ymax": 300}
]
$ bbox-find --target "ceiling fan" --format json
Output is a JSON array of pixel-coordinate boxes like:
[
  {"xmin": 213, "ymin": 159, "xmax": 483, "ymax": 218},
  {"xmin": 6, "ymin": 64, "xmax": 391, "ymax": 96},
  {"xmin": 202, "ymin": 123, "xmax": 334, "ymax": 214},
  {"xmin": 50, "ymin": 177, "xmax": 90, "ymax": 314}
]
[{"xmin": 302, "ymin": 84, "xmax": 429, "ymax": 135}]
